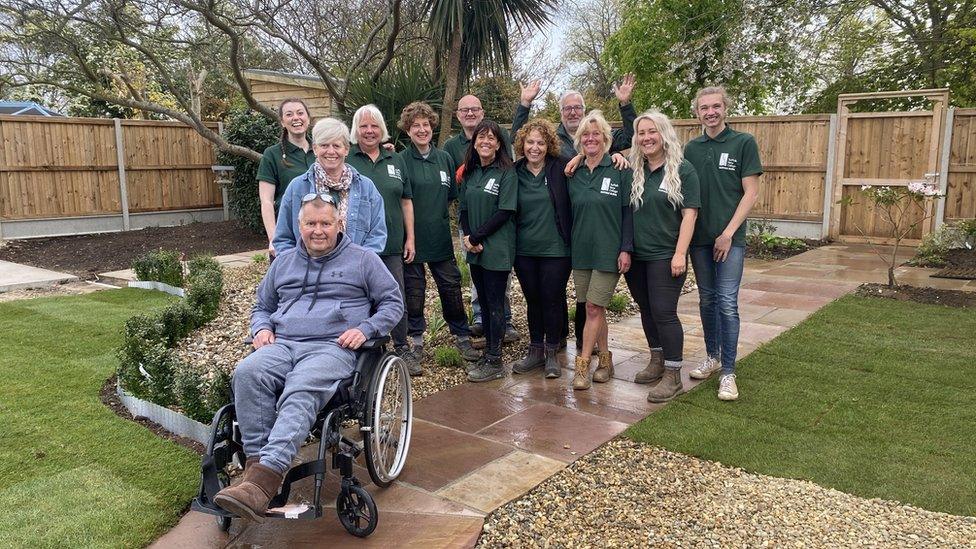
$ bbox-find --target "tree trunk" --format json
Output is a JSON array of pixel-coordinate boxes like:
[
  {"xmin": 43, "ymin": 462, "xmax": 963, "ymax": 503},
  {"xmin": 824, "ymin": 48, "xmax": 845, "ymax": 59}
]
[{"xmin": 438, "ymin": 29, "xmax": 463, "ymax": 148}]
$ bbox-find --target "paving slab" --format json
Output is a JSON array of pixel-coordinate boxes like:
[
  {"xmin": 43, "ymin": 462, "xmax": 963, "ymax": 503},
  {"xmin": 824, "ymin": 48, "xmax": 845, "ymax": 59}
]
[
  {"xmin": 436, "ymin": 451, "xmax": 564, "ymax": 513},
  {"xmin": 0, "ymin": 260, "xmax": 77, "ymax": 293}
]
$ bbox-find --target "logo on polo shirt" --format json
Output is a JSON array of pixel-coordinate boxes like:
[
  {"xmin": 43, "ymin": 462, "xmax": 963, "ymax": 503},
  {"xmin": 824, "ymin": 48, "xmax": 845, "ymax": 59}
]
[
  {"xmin": 439, "ymin": 170, "xmax": 450, "ymax": 187},
  {"xmin": 388, "ymin": 164, "xmax": 402, "ymax": 180},
  {"xmin": 599, "ymin": 177, "xmax": 618, "ymax": 196},
  {"xmin": 718, "ymin": 153, "xmax": 738, "ymax": 172},
  {"xmin": 483, "ymin": 178, "xmax": 499, "ymax": 195}
]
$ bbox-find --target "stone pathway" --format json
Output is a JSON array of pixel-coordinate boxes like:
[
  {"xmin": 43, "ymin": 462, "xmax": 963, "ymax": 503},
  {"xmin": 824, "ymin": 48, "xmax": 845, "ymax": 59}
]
[
  {"xmin": 0, "ymin": 260, "xmax": 77, "ymax": 293},
  {"xmin": 152, "ymin": 244, "xmax": 973, "ymax": 548}
]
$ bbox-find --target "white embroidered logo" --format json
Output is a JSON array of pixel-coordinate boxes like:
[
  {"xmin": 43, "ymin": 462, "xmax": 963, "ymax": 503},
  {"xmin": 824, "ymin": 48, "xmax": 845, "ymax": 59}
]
[
  {"xmin": 440, "ymin": 170, "xmax": 450, "ymax": 186},
  {"xmin": 483, "ymin": 178, "xmax": 499, "ymax": 195},
  {"xmin": 718, "ymin": 152, "xmax": 738, "ymax": 172},
  {"xmin": 599, "ymin": 176, "xmax": 618, "ymax": 196}
]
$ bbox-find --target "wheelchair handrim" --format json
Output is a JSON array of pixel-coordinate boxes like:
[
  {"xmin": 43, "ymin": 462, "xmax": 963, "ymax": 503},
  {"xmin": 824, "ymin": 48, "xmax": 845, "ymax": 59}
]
[{"xmin": 366, "ymin": 354, "xmax": 412, "ymax": 484}]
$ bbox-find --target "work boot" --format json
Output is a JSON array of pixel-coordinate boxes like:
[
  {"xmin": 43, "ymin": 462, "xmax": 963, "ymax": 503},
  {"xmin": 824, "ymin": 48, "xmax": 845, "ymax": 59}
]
[
  {"xmin": 646, "ymin": 368, "xmax": 683, "ymax": 403},
  {"xmin": 592, "ymin": 350, "xmax": 614, "ymax": 383},
  {"xmin": 572, "ymin": 355, "xmax": 592, "ymax": 391},
  {"xmin": 634, "ymin": 349, "xmax": 664, "ymax": 384},
  {"xmin": 468, "ymin": 356, "xmax": 504, "ymax": 382},
  {"xmin": 214, "ymin": 462, "xmax": 283, "ymax": 523},
  {"xmin": 404, "ymin": 346, "xmax": 423, "ymax": 376},
  {"xmin": 544, "ymin": 344, "xmax": 561, "ymax": 378},
  {"xmin": 469, "ymin": 322, "xmax": 484, "ymax": 337},
  {"xmin": 456, "ymin": 338, "xmax": 481, "ymax": 361},
  {"xmin": 503, "ymin": 325, "xmax": 520, "ymax": 344},
  {"xmin": 512, "ymin": 344, "xmax": 545, "ymax": 374}
]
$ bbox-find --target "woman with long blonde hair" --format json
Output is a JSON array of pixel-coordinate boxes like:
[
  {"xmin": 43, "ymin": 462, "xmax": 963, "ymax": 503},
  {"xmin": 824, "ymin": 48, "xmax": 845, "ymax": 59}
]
[{"xmin": 624, "ymin": 110, "xmax": 701, "ymax": 403}]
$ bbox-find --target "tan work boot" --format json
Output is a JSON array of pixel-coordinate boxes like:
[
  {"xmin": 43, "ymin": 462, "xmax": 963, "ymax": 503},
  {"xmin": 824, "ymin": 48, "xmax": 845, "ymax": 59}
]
[
  {"xmin": 646, "ymin": 369, "xmax": 683, "ymax": 403},
  {"xmin": 592, "ymin": 350, "xmax": 614, "ymax": 383},
  {"xmin": 572, "ymin": 355, "xmax": 592, "ymax": 390},
  {"xmin": 634, "ymin": 349, "xmax": 664, "ymax": 384},
  {"xmin": 214, "ymin": 462, "xmax": 283, "ymax": 523}
]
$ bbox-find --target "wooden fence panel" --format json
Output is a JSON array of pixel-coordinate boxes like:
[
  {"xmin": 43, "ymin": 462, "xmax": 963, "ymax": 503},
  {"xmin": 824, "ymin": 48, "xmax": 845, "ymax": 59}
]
[
  {"xmin": 0, "ymin": 115, "xmax": 220, "ymax": 221},
  {"xmin": 946, "ymin": 109, "xmax": 976, "ymax": 221},
  {"xmin": 843, "ymin": 112, "xmax": 933, "ymax": 180}
]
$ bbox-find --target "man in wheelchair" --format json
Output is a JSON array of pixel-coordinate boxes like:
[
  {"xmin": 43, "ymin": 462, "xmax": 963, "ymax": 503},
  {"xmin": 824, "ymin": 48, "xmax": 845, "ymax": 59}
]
[{"xmin": 213, "ymin": 194, "xmax": 402, "ymax": 523}]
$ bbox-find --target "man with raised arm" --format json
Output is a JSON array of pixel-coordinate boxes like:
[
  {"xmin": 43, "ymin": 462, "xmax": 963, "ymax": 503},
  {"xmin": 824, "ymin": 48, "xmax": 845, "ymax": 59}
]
[{"xmin": 214, "ymin": 194, "xmax": 402, "ymax": 523}]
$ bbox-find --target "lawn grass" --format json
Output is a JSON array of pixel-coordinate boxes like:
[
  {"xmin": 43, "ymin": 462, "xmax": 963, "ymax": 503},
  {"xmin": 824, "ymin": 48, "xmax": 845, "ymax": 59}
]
[
  {"xmin": 0, "ymin": 289, "xmax": 200, "ymax": 548},
  {"xmin": 627, "ymin": 295, "xmax": 976, "ymax": 517}
]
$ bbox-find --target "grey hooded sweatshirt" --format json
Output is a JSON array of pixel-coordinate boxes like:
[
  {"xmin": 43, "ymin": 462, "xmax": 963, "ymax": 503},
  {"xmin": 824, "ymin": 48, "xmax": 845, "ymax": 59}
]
[{"xmin": 250, "ymin": 233, "xmax": 403, "ymax": 342}]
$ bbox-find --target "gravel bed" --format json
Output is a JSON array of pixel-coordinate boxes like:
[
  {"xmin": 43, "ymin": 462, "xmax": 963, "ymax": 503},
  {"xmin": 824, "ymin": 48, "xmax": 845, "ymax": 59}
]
[
  {"xmin": 478, "ymin": 439, "xmax": 976, "ymax": 548},
  {"xmin": 172, "ymin": 260, "xmax": 676, "ymax": 401}
]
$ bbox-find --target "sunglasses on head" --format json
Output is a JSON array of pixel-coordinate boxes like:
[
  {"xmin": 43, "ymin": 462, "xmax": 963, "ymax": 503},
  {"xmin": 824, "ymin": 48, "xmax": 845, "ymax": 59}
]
[{"xmin": 301, "ymin": 192, "xmax": 338, "ymax": 205}]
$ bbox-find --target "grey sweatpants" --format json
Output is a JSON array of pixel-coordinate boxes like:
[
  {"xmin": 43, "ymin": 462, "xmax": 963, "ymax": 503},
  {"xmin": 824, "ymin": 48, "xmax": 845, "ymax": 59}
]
[{"xmin": 233, "ymin": 338, "xmax": 356, "ymax": 474}]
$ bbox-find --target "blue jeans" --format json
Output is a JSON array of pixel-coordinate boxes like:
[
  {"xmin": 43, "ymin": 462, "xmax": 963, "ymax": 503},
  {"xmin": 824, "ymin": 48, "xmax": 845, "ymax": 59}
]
[{"xmin": 690, "ymin": 245, "xmax": 745, "ymax": 375}]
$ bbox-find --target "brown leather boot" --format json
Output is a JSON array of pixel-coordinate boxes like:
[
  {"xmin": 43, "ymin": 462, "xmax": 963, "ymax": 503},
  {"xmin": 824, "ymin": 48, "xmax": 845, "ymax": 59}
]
[
  {"xmin": 634, "ymin": 349, "xmax": 664, "ymax": 384},
  {"xmin": 244, "ymin": 456, "xmax": 260, "ymax": 470},
  {"xmin": 214, "ymin": 462, "xmax": 283, "ymax": 523},
  {"xmin": 646, "ymin": 368, "xmax": 683, "ymax": 403},
  {"xmin": 592, "ymin": 350, "xmax": 614, "ymax": 383},
  {"xmin": 572, "ymin": 355, "xmax": 592, "ymax": 390}
]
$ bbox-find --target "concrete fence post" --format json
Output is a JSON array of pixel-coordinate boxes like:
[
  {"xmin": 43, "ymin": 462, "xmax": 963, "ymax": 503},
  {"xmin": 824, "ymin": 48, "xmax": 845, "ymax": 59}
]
[
  {"xmin": 821, "ymin": 114, "xmax": 839, "ymax": 240},
  {"xmin": 114, "ymin": 118, "xmax": 131, "ymax": 231},
  {"xmin": 934, "ymin": 107, "xmax": 954, "ymax": 230}
]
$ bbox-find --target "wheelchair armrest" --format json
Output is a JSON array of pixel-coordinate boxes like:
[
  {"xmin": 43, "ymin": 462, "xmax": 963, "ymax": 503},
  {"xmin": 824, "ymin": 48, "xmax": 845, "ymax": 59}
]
[{"xmin": 360, "ymin": 336, "xmax": 391, "ymax": 350}]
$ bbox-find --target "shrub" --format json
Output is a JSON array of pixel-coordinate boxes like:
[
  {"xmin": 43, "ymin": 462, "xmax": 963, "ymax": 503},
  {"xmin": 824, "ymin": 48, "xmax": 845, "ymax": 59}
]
[
  {"xmin": 159, "ymin": 300, "xmax": 197, "ymax": 345},
  {"xmin": 746, "ymin": 220, "xmax": 808, "ymax": 259},
  {"xmin": 206, "ymin": 368, "xmax": 233, "ymax": 416},
  {"xmin": 218, "ymin": 108, "xmax": 280, "ymax": 233},
  {"xmin": 608, "ymin": 293, "xmax": 630, "ymax": 314},
  {"xmin": 433, "ymin": 346, "xmax": 463, "ymax": 368},
  {"xmin": 186, "ymin": 267, "xmax": 223, "ymax": 324},
  {"xmin": 456, "ymin": 252, "xmax": 471, "ymax": 288},
  {"xmin": 132, "ymin": 249, "xmax": 184, "ymax": 287},
  {"xmin": 426, "ymin": 314, "xmax": 447, "ymax": 339},
  {"xmin": 911, "ymin": 222, "xmax": 967, "ymax": 267},
  {"xmin": 174, "ymin": 364, "xmax": 209, "ymax": 423},
  {"xmin": 569, "ymin": 304, "xmax": 576, "ymax": 322}
]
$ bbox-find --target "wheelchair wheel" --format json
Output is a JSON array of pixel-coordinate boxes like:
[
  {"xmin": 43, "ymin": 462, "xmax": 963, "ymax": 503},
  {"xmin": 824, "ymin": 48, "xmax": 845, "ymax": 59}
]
[
  {"xmin": 336, "ymin": 484, "xmax": 378, "ymax": 538},
  {"xmin": 363, "ymin": 354, "xmax": 413, "ymax": 487},
  {"xmin": 207, "ymin": 404, "xmax": 242, "ymax": 492}
]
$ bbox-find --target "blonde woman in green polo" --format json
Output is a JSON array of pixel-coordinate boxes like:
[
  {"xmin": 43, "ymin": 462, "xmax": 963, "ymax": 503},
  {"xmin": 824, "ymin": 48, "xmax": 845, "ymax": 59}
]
[{"xmin": 567, "ymin": 111, "xmax": 634, "ymax": 390}]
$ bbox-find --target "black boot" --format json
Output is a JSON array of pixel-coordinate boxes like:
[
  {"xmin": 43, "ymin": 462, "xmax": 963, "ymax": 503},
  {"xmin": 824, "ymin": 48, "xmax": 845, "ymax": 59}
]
[
  {"xmin": 512, "ymin": 344, "xmax": 545, "ymax": 374},
  {"xmin": 544, "ymin": 344, "xmax": 561, "ymax": 378}
]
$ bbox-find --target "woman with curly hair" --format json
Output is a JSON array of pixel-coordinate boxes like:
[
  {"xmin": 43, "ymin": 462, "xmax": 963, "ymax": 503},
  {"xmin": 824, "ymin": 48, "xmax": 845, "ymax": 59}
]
[
  {"xmin": 624, "ymin": 110, "xmax": 700, "ymax": 403},
  {"xmin": 395, "ymin": 101, "xmax": 480, "ymax": 375},
  {"xmin": 508, "ymin": 118, "xmax": 573, "ymax": 379}
]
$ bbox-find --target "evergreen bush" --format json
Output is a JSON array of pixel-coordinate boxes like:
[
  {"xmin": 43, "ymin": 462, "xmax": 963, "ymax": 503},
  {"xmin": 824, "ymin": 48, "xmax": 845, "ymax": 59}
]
[
  {"xmin": 132, "ymin": 249, "xmax": 184, "ymax": 287},
  {"xmin": 218, "ymin": 108, "xmax": 280, "ymax": 233}
]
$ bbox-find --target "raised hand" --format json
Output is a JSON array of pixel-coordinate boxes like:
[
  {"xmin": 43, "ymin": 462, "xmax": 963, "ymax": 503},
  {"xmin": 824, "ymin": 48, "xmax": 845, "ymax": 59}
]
[
  {"xmin": 613, "ymin": 73, "xmax": 637, "ymax": 105},
  {"xmin": 520, "ymin": 79, "xmax": 542, "ymax": 107}
]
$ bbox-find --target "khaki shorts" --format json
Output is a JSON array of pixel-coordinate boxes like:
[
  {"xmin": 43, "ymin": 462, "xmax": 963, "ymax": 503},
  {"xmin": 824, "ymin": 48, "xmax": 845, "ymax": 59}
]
[{"xmin": 573, "ymin": 269, "xmax": 620, "ymax": 307}]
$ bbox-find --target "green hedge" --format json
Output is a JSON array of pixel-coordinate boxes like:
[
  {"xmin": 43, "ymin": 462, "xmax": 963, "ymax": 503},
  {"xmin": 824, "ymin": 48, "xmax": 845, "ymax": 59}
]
[
  {"xmin": 218, "ymin": 109, "xmax": 280, "ymax": 233},
  {"xmin": 117, "ymin": 254, "xmax": 228, "ymax": 423},
  {"xmin": 132, "ymin": 249, "xmax": 184, "ymax": 287}
]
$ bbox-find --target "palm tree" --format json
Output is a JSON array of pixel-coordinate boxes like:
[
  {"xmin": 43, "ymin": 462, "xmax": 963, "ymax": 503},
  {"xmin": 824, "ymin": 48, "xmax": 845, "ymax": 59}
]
[{"xmin": 424, "ymin": 0, "xmax": 556, "ymax": 146}]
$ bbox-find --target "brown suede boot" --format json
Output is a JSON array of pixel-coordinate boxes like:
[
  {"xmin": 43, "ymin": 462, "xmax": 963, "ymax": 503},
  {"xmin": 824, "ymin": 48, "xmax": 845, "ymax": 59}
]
[
  {"xmin": 572, "ymin": 355, "xmax": 592, "ymax": 390},
  {"xmin": 634, "ymin": 349, "xmax": 664, "ymax": 384},
  {"xmin": 214, "ymin": 462, "xmax": 283, "ymax": 523},
  {"xmin": 243, "ymin": 456, "xmax": 260, "ymax": 470},
  {"xmin": 646, "ymin": 368, "xmax": 683, "ymax": 403},
  {"xmin": 592, "ymin": 350, "xmax": 614, "ymax": 383}
]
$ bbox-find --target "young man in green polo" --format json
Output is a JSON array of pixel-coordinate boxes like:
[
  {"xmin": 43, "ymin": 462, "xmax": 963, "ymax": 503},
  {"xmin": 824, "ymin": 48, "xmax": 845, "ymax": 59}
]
[{"xmin": 683, "ymin": 86, "xmax": 762, "ymax": 401}]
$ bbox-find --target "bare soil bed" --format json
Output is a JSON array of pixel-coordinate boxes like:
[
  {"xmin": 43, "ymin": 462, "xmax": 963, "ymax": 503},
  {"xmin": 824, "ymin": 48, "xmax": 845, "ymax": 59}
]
[
  {"xmin": 856, "ymin": 283, "xmax": 976, "ymax": 308},
  {"xmin": 0, "ymin": 221, "xmax": 265, "ymax": 279}
]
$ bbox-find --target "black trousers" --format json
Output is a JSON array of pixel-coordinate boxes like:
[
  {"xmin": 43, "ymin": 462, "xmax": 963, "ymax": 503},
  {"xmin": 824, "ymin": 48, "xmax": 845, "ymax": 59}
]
[
  {"xmin": 514, "ymin": 255, "xmax": 571, "ymax": 347},
  {"xmin": 404, "ymin": 259, "xmax": 470, "ymax": 338},
  {"xmin": 469, "ymin": 264, "xmax": 509, "ymax": 360},
  {"xmin": 624, "ymin": 258, "xmax": 687, "ymax": 362}
]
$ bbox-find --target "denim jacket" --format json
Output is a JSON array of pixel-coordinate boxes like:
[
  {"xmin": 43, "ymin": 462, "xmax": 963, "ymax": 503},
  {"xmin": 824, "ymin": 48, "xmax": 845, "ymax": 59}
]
[{"xmin": 272, "ymin": 163, "xmax": 387, "ymax": 255}]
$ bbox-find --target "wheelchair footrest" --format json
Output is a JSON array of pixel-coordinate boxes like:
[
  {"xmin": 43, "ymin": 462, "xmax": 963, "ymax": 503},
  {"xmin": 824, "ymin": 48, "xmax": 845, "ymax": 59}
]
[{"xmin": 192, "ymin": 497, "xmax": 234, "ymax": 518}]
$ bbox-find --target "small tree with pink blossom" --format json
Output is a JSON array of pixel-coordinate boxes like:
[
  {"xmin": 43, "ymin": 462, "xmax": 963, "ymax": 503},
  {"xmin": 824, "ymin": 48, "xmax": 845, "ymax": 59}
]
[{"xmin": 842, "ymin": 178, "xmax": 944, "ymax": 286}]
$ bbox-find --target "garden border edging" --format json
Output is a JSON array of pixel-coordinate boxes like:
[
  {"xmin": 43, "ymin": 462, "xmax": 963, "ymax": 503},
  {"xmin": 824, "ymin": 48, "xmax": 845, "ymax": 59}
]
[
  {"xmin": 116, "ymin": 380, "xmax": 210, "ymax": 445},
  {"xmin": 127, "ymin": 280, "xmax": 185, "ymax": 297}
]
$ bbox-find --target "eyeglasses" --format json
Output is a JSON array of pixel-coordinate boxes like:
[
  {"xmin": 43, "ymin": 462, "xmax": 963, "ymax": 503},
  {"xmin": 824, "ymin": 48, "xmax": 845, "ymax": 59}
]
[
  {"xmin": 561, "ymin": 105, "xmax": 584, "ymax": 113},
  {"xmin": 456, "ymin": 107, "xmax": 483, "ymax": 114},
  {"xmin": 301, "ymin": 192, "xmax": 338, "ymax": 205}
]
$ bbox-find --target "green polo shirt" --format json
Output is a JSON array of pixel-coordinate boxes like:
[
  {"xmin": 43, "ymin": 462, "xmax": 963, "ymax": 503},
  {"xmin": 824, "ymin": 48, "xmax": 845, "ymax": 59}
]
[
  {"xmin": 347, "ymin": 145, "xmax": 411, "ymax": 256},
  {"xmin": 256, "ymin": 139, "xmax": 315, "ymax": 212},
  {"xmin": 684, "ymin": 126, "xmax": 763, "ymax": 247},
  {"xmin": 443, "ymin": 127, "xmax": 513, "ymax": 167},
  {"xmin": 396, "ymin": 144, "xmax": 457, "ymax": 263},
  {"xmin": 567, "ymin": 155, "xmax": 633, "ymax": 272},
  {"xmin": 633, "ymin": 159, "xmax": 701, "ymax": 261},
  {"xmin": 515, "ymin": 165, "xmax": 569, "ymax": 257},
  {"xmin": 461, "ymin": 163, "xmax": 517, "ymax": 271}
]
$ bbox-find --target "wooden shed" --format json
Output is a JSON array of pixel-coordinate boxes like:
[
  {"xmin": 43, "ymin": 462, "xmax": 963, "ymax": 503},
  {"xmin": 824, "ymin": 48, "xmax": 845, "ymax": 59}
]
[{"xmin": 244, "ymin": 69, "xmax": 333, "ymax": 119}]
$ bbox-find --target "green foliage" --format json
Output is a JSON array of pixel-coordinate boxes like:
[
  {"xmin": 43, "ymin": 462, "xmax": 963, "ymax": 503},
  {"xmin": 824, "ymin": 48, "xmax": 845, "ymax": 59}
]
[
  {"xmin": 118, "ymin": 260, "xmax": 224, "ymax": 418},
  {"xmin": 218, "ymin": 108, "xmax": 281, "ymax": 232},
  {"xmin": 568, "ymin": 304, "xmax": 576, "ymax": 322},
  {"xmin": 433, "ymin": 346, "xmax": 464, "ymax": 368},
  {"xmin": 252, "ymin": 253, "xmax": 268, "ymax": 264},
  {"xmin": 467, "ymin": 74, "xmax": 520, "ymax": 123},
  {"xmin": 456, "ymin": 252, "xmax": 472, "ymax": 287},
  {"xmin": 345, "ymin": 56, "xmax": 444, "ymax": 147},
  {"xmin": 607, "ymin": 293, "xmax": 629, "ymax": 314},
  {"xmin": 911, "ymin": 222, "xmax": 969, "ymax": 267},
  {"xmin": 206, "ymin": 368, "xmax": 233, "ymax": 418},
  {"xmin": 746, "ymin": 219, "xmax": 808, "ymax": 259},
  {"xmin": 132, "ymin": 249, "xmax": 184, "ymax": 287},
  {"xmin": 426, "ymin": 314, "xmax": 447, "ymax": 340}
]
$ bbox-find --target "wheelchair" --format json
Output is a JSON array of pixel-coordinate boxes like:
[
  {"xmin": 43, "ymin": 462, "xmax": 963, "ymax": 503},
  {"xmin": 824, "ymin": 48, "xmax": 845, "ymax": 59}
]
[{"xmin": 191, "ymin": 336, "xmax": 413, "ymax": 538}]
